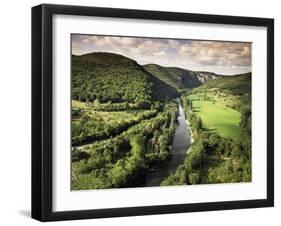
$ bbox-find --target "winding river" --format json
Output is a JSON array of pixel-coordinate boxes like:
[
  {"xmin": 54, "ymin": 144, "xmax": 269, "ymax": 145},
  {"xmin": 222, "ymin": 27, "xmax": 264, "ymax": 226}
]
[{"xmin": 143, "ymin": 100, "xmax": 191, "ymax": 186}]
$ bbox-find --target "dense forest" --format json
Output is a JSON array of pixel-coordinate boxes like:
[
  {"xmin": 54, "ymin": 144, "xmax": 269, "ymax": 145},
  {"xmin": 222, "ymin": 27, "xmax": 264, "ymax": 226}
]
[
  {"xmin": 72, "ymin": 102, "xmax": 178, "ymax": 189},
  {"xmin": 71, "ymin": 52, "xmax": 252, "ymax": 190},
  {"xmin": 72, "ymin": 52, "xmax": 178, "ymax": 104}
]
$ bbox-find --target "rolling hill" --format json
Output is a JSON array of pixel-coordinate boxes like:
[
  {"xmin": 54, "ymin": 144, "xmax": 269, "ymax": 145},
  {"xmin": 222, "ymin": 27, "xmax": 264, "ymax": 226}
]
[
  {"xmin": 144, "ymin": 64, "xmax": 222, "ymax": 90},
  {"xmin": 202, "ymin": 73, "xmax": 251, "ymax": 96},
  {"xmin": 72, "ymin": 52, "xmax": 233, "ymax": 106},
  {"xmin": 72, "ymin": 52, "xmax": 178, "ymax": 104}
]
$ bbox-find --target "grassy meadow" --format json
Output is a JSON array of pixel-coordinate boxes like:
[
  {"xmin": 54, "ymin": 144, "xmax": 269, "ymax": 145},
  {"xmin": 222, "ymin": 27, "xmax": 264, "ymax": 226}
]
[{"xmin": 187, "ymin": 95, "xmax": 241, "ymax": 139}]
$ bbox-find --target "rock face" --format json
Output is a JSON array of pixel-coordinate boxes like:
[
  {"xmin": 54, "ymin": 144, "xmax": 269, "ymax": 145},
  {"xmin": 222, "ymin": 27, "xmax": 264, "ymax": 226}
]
[
  {"xmin": 196, "ymin": 72, "xmax": 222, "ymax": 83},
  {"xmin": 144, "ymin": 64, "xmax": 222, "ymax": 90}
]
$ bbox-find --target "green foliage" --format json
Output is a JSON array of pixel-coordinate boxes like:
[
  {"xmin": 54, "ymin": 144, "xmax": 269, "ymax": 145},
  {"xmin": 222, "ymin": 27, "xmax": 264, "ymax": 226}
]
[
  {"xmin": 144, "ymin": 64, "xmax": 201, "ymax": 90},
  {"xmin": 130, "ymin": 135, "xmax": 146, "ymax": 160},
  {"xmin": 135, "ymin": 99, "xmax": 151, "ymax": 109},
  {"xmin": 160, "ymin": 165, "xmax": 188, "ymax": 186},
  {"xmin": 200, "ymin": 73, "xmax": 251, "ymax": 111},
  {"xmin": 71, "ymin": 148, "xmax": 90, "ymax": 162},
  {"xmin": 71, "ymin": 52, "xmax": 252, "ymax": 189},
  {"xmin": 72, "ymin": 100, "xmax": 158, "ymax": 146},
  {"xmin": 203, "ymin": 73, "xmax": 251, "ymax": 96},
  {"xmin": 185, "ymin": 141, "xmax": 205, "ymax": 171},
  {"xmin": 72, "ymin": 108, "xmax": 81, "ymax": 118},
  {"xmin": 162, "ymin": 73, "xmax": 252, "ymax": 186},
  {"xmin": 72, "ymin": 53, "xmax": 178, "ymax": 104},
  {"xmin": 188, "ymin": 172, "xmax": 200, "ymax": 184},
  {"xmin": 72, "ymin": 102, "xmax": 179, "ymax": 190}
]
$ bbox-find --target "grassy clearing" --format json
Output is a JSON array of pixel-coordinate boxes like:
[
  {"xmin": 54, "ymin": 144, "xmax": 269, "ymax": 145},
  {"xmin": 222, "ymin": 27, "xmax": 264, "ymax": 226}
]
[
  {"xmin": 72, "ymin": 100, "xmax": 90, "ymax": 109},
  {"xmin": 72, "ymin": 100, "xmax": 156, "ymax": 123},
  {"xmin": 72, "ymin": 100, "xmax": 158, "ymax": 146},
  {"xmin": 188, "ymin": 95, "xmax": 241, "ymax": 139}
]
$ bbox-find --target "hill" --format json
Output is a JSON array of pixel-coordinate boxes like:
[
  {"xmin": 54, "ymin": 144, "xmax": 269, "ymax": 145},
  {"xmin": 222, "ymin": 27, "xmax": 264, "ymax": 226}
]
[
  {"xmin": 201, "ymin": 72, "xmax": 251, "ymax": 110},
  {"xmin": 72, "ymin": 52, "xmax": 178, "ymax": 104},
  {"xmin": 202, "ymin": 73, "xmax": 251, "ymax": 96},
  {"xmin": 144, "ymin": 64, "xmax": 222, "ymax": 90}
]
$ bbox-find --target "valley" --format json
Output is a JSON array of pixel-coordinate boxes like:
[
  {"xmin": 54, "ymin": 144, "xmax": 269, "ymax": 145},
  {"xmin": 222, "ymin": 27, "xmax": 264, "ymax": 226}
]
[{"xmin": 71, "ymin": 52, "xmax": 252, "ymax": 190}]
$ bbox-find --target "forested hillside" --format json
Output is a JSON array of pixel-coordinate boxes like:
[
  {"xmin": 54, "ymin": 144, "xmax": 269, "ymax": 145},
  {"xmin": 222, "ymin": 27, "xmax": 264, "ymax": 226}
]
[
  {"xmin": 144, "ymin": 64, "xmax": 222, "ymax": 91},
  {"xmin": 144, "ymin": 64, "xmax": 201, "ymax": 90},
  {"xmin": 72, "ymin": 52, "xmax": 178, "ymax": 105},
  {"xmin": 201, "ymin": 73, "xmax": 251, "ymax": 111},
  {"xmin": 71, "ymin": 52, "xmax": 182, "ymax": 189}
]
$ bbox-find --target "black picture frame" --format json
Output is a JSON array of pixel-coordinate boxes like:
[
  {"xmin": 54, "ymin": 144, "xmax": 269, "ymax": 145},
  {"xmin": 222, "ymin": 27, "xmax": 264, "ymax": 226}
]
[{"xmin": 32, "ymin": 3, "xmax": 274, "ymax": 222}]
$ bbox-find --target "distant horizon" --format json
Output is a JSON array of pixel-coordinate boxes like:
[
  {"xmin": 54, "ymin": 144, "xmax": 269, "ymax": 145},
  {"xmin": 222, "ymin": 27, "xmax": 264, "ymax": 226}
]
[
  {"xmin": 73, "ymin": 51, "xmax": 252, "ymax": 76},
  {"xmin": 72, "ymin": 35, "xmax": 252, "ymax": 75}
]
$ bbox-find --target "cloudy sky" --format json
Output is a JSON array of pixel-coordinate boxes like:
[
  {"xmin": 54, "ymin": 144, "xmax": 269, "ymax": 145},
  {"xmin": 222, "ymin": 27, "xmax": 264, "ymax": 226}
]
[{"xmin": 72, "ymin": 34, "xmax": 251, "ymax": 75}]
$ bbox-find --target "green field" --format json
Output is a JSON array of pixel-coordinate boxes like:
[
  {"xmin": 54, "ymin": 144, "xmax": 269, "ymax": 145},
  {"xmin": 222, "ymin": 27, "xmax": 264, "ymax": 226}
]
[{"xmin": 188, "ymin": 96, "xmax": 241, "ymax": 139}]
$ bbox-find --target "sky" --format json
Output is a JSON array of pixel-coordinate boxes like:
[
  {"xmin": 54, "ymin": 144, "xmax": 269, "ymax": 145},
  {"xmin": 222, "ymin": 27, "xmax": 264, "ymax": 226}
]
[{"xmin": 72, "ymin": 34, "xmax": 252, "ymax": 75}]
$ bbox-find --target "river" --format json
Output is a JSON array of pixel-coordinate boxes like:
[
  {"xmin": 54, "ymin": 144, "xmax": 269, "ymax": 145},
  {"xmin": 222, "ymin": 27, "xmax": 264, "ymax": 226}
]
[{"xmin": 143, "ymin": 100, "xmax": 191, "ymax": 186}]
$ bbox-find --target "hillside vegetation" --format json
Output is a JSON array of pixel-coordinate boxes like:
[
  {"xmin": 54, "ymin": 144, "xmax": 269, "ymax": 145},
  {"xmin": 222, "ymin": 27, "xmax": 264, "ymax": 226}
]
[
  {"xmin": 201, "ymin": 73, "xmax": 251, "ymax": 111},
  {"xmin": 71, "ymin": 51, "xmax": 252, "ymax": 189},
  {"xmin": 72, "ymin": 52, "xmax": 178, "ymax": 105},
  {"xmin": 144, "ymin": 64, "xmax": 222, "ymax": 91},
  {"xmin": 71, "ymin": 52, "xmax": 181, "ymax": 189},
  {"xmin": 144, "ymin": 64, "xmax": 201, "ymax": 90},
  {"xmin": 72, "ymin": 102, "xmax": 179, "ymax": 190},
  {"xmin": 161, "ymin": 74, "xmax": 252, "ymax": 186}
]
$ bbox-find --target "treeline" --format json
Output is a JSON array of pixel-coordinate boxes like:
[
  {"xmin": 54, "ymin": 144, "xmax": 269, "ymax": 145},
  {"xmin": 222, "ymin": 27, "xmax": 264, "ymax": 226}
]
[
  {"xmin": 198, "ymin": 73, "xmax": 252, "ymax": 112},
  {"xmin": 72, "ymin": 102, "xmax": 179, "ymax": 190},
  {"xmin": 161, "ymin": 97, "xmax": 251, "ymax": 186},
  {"xmin": 81, "ymin": 99, "xmax": 162, "ymax": 112},
  {"xmin": 72, "ymin": 110, "xmax": 158, "ymax": 146}
]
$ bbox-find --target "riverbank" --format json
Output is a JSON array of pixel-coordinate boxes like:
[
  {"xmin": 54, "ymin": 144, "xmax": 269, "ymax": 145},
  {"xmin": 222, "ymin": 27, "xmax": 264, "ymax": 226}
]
[
  {"xmin": 143, "ymin": 100, "xmax": 191, "ymax": 186},
  {"xmin": 186, "ymin": 118, "xmax": 194, "ymax": 154}
]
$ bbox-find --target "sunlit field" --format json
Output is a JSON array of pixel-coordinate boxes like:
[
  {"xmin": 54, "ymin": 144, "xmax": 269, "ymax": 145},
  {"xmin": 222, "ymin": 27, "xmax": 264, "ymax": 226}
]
[{"xmin": 190, "ymin": 99, "xmax": 241, "ymax": 139}]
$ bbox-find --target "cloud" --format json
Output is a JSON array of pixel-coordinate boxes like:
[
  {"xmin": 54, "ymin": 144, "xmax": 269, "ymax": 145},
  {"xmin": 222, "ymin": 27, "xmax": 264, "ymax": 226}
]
[
  {"xmin": 168, "ymin": 40, "xmax": 181, "ymax": 49},
  {"xmin": 177, "ymin": 41, "xmax": 251, "ymax": 67},
  {"xmin": 72, "ymin": 35, "xmax": 251, "ymax": 75}
]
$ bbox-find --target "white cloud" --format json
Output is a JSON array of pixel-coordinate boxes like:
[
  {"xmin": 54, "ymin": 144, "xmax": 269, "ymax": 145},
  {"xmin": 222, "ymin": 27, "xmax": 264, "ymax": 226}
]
[
  {"xmin": 178, "ymin": 41, "xmax": 251, "ymax": 67},
  {"xmin": 72, "ymin": 35, "xmax": 252, "ymax": 74},
  {"xmin": 168, "ymin": 40, "xmax": 181, "ymax": 49}
]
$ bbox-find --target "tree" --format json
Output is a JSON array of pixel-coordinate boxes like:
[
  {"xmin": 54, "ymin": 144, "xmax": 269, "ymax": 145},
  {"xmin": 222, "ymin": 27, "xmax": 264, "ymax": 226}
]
[
  {"xmin": 136, "ymin": 99, "xmax": 151, "ymax": 109},
  {"xmin": 130, "ymin": 135, "xmax": 146, "ymax": 165},
  {"xmin": 109, "ymin": 159, "xmax": 127, "ymax": 187},
  {"xmin": 190, "ymin": 101, "xmax": 193, "ymax": 110},
  {"xmin": 185, "ymin": 141, "xmax": 205, "ymax": 171},
  {"xmin": 189, "ymin": 172, "xmax": 200, "ymax": 184},
  {"xmin": 194, "ymin": 117, "xmax": 203, "ymax": 134},
  {"xmin": 93, "ymin": 98, "xmax": 100, "ymax": 107},
  {"xmin": 97, "ymin": 94, "xmax": 102, "ymax": 103},
  {"xmin": 158, "ymin": 135, "xmax": 168, "ymax": 153}
]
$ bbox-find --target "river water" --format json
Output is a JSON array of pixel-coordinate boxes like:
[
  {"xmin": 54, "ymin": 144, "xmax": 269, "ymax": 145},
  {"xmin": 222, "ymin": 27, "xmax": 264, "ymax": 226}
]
[{"xmin": 143, "ymin": 100, "xmax": 191, "ymax": 186}]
